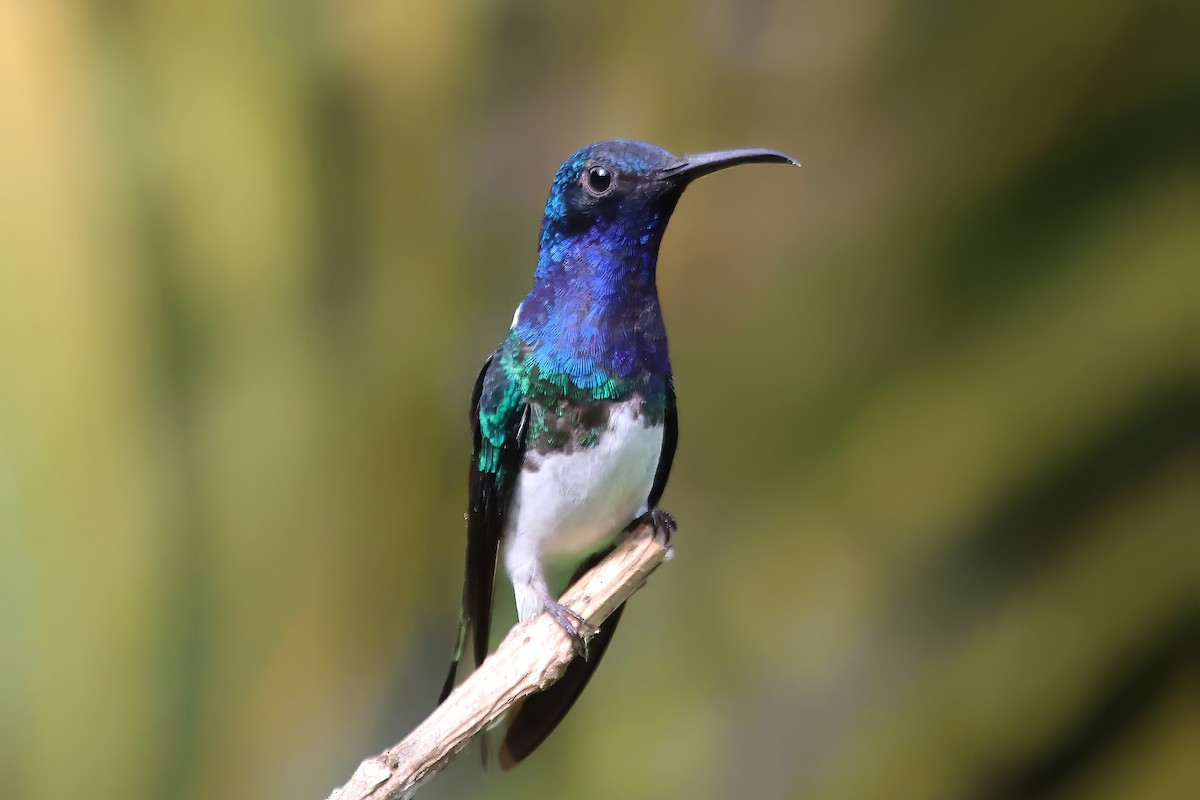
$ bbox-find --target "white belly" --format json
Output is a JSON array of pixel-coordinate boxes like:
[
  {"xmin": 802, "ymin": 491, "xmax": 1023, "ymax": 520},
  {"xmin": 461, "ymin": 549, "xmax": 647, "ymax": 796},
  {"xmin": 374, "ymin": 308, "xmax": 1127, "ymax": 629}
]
[{"xmin": 502, "ymin": 399, "xmax": 663, "ymax": 620}]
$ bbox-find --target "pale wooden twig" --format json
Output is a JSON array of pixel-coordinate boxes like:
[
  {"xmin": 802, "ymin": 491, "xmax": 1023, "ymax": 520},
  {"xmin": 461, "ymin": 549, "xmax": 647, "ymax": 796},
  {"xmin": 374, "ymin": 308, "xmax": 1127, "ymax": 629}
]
[{"xmin": 328, "ymin": 525, "xmax": 670, "ymax": 800}]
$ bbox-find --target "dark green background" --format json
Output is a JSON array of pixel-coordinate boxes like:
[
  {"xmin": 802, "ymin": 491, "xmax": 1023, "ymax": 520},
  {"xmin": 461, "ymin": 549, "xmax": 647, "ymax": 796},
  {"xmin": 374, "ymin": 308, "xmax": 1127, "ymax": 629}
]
[{"xmin": 1, "ymin": 1, "xmax": 1196, "ymax": 799}]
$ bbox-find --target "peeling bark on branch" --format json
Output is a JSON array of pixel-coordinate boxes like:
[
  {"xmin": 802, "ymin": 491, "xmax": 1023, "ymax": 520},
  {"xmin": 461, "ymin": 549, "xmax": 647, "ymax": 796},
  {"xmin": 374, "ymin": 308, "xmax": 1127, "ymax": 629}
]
[{"xmin": 327, "ymin": 525, "xmax": 670, "ymax": 800}]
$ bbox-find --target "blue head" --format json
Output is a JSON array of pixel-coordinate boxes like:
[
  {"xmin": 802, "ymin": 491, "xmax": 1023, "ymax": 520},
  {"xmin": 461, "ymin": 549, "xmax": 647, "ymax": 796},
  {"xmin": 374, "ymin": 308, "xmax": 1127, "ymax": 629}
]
[
  {"xmin": 513, "ymin": 139, "xmax": 795, "ymax": 395},
  {"xmin": 535, "ymin": 140, "xmax": 794, "ymax": 281}
]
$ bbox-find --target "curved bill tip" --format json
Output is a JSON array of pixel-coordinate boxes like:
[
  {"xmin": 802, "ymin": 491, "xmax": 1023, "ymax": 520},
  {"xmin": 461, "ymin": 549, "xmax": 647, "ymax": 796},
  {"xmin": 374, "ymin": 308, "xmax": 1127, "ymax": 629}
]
[{"xmin": 658, "ymin": 147, "xmax": 799, "ymax": 183}]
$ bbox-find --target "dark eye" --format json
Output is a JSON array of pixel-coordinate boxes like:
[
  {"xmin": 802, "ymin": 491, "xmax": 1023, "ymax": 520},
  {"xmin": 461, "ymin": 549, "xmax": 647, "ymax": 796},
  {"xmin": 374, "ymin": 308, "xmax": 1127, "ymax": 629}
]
[{"xmin": 583, "ymin": 165, "xmax": 614, "ymax": 197}]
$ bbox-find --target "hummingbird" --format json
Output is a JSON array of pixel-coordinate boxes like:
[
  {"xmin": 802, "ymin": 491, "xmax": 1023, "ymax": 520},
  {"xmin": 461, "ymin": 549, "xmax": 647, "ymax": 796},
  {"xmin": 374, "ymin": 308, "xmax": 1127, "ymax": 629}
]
[{"xmin": 439, "ymin": 139, "xmax": 796, "ymax": 767}]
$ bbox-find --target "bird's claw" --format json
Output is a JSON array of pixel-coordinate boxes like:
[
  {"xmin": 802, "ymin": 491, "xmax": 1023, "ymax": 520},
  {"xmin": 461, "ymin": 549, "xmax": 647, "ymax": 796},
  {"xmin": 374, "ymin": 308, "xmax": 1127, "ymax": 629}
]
[
  {"xmin": 632, "ymin": 508, "xmax": 676, "ymax": 549},
  {"xmin": 545, "ymin": 599, "xmax": 597, "ymax": 661}
]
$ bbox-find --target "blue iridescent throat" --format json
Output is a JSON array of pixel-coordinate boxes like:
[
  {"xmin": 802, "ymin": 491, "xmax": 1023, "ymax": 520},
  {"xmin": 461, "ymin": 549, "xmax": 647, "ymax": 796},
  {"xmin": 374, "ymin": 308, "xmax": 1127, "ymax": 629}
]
[{"xmin": 507, "ymin": 208, "xmax": 674, "ymax": 399}]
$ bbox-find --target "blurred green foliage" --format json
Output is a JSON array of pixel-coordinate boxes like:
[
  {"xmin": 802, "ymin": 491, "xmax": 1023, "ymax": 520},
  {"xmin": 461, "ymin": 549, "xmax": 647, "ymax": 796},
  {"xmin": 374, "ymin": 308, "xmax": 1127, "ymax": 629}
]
[{"xmin": 1, "ymin": 1, "xmax": 1197, "ymax": 799}]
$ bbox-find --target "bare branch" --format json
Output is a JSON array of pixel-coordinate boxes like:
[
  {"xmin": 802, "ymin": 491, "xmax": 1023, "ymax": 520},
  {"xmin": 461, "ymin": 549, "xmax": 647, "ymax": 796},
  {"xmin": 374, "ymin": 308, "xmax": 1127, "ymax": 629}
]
[{"xmin": 328, "ymin": 526, "xmax": 670, "ymax": 800}]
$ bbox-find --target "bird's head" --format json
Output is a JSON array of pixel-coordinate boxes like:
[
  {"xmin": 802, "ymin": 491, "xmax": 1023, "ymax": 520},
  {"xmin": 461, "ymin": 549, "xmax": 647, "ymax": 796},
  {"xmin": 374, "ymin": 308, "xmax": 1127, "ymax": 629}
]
[{"xmin": 536, "ymin": 139, "xmax": 796, "ymax": 275}]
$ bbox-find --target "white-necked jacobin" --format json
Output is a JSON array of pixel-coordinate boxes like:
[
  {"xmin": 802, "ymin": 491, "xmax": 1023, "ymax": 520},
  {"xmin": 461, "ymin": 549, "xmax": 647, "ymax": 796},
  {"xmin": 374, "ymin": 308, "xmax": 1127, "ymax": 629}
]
[{"xmin": 439, "ymin": 139, "xmax": 796, "ymax": 767}]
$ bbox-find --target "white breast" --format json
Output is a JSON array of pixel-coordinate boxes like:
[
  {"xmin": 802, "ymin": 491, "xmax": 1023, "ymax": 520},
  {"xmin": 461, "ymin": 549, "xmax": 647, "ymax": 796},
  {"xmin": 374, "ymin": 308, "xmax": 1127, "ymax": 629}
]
[{"xmin": 502, "ymin": 399, "xmax": 663, "ymax": 620}]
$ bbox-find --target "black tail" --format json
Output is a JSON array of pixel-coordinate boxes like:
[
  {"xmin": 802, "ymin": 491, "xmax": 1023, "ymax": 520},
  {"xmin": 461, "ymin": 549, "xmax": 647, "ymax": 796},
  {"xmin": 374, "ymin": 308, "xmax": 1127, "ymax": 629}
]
[{"xmin": 496, "ymin": 546, "xmax": 626, "ymax": 769}]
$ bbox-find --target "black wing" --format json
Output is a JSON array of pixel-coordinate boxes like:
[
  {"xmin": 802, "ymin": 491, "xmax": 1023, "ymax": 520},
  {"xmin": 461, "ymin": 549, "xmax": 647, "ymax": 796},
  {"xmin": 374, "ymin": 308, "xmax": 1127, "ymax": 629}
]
[
  {"xmin": 648, "ymin": 377, "xmax": 678, "ymax": 508},
  {"xmin": 439, "ymin": 353, "xmax": 529, "ymax": 704},
  {"xmin": 497, "ymin": 379, "xmax": 678, "ymax": 767}
]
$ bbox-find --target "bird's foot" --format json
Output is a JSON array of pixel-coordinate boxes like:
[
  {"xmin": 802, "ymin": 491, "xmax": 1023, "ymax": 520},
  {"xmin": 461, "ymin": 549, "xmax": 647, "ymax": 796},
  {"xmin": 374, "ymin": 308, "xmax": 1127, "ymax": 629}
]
[
  {"xmin": 630, "ymin": 508, "xmax": 677, "ymax": 550},
  {"xmin": 539, "ymin": 592, "xmax": 597, "ymax": 661}
]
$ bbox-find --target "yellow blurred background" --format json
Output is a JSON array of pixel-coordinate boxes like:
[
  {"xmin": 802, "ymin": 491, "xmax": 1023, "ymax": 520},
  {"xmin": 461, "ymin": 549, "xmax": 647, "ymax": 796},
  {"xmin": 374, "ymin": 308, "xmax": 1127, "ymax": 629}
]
[{"xmin": 1, "ymin": 2, "xmax": 1197, "ymax": 799}]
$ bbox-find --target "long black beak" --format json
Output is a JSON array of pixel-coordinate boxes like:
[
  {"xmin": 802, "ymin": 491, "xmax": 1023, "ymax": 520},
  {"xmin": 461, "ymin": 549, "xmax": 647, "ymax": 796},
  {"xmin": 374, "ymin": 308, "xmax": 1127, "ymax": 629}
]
[{"xmin": 656, "ymin": 147, "xmax": 798, "ymax": 184}]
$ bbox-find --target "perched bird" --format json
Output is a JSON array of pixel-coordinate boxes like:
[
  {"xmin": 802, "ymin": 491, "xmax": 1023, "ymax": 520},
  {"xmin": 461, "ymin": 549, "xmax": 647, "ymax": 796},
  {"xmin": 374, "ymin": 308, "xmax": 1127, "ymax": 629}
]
[{"xmin": 440, "ymin": 139, "xmax": 796, "ymax": 767}]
